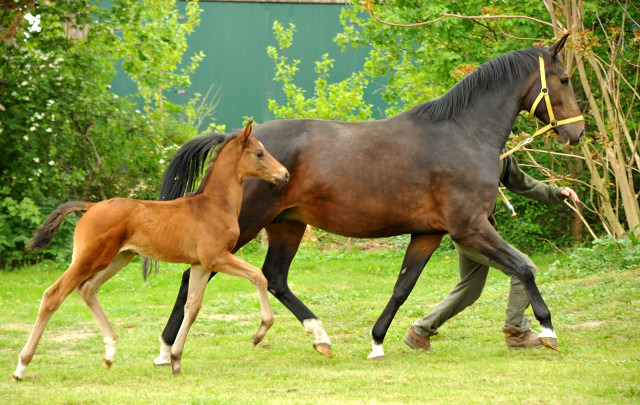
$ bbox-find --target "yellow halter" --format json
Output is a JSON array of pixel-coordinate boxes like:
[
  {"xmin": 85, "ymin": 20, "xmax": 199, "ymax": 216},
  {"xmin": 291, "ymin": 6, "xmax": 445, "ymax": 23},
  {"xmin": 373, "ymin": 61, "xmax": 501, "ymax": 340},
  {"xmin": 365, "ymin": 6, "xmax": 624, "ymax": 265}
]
[
  {"xmin": 528, "ymin": 55, "xmax": 584, "ymax": 137},
  {"xmin": 499, "ymin": 55, "xmax": 585, "ymax": 215},
  {"xmin": 500, "ymin": 55, "xmax": 584, "ymax": 161}
]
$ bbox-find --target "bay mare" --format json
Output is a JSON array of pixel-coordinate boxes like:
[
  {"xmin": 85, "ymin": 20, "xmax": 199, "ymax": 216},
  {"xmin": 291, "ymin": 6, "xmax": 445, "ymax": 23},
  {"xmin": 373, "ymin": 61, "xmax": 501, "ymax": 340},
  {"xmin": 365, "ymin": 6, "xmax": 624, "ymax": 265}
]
[
  {"xmin": 13, "ymin": 122, "xmax": 290, "ymax": 380},
  {"xmin": 154, "ymin": 36, "xmax": 584, "ymax": 362}
]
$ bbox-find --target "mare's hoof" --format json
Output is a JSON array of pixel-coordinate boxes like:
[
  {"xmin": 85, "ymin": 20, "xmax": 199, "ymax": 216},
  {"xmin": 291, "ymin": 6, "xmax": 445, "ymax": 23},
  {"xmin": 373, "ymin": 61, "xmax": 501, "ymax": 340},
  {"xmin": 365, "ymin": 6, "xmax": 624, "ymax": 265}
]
[
  {"xmin": 367, "ymin": 354, "xmax": 385, "ymax": 361},
  {"xmin": 539, "ymin": 336, "xmax": 559, "ymax": 351},
  {"xmin": 172, "ymin": 365, "xmax": 182, "ymax": 375},
  {"xmin": 313, "ymin": 342, "xmax": 333, "ymax": 358},
  {"xmin": 11, "ymin": 373, "xmax": 22, "ymax": 382},
  {"xmin": 103, "ymin": 359, "xmax": 113, "ymax": 369},
  {"xmin": 153, "ymin": 361, "xmax": 171, "ymax": 367}
]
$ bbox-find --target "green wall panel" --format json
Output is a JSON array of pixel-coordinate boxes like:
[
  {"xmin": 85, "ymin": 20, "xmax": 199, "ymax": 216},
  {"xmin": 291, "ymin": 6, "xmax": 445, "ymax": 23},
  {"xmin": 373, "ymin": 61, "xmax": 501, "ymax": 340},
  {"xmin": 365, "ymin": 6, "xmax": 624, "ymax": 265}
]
[{"xmin": 110, "ymin": 1, "xmax": 384, "ymax": 131}]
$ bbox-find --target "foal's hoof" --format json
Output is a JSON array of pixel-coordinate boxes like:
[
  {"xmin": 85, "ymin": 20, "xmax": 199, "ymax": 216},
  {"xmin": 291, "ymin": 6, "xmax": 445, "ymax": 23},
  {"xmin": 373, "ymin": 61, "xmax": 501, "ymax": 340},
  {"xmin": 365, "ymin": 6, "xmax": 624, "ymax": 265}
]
[
  {"xmin": 367, "ymin": 354, "xmax": 385, "ymax": 361},
  {"xmin": 251, "ymin": 334, "xmax": 265, "ymax": 346},
  {"xmin": 313, "ymin": 342, "xmax": 333, "ymax": 359},
  {"xmin": 103, "ymin": 358, "xmax": 113, "ymax": 369},
  {"xmin": 11, "ymin": 373, "xmax": 22, "ymax": 382},
  {"xmin": 539, "ymin": 336, "xmax": 559, "ymax": 351}
]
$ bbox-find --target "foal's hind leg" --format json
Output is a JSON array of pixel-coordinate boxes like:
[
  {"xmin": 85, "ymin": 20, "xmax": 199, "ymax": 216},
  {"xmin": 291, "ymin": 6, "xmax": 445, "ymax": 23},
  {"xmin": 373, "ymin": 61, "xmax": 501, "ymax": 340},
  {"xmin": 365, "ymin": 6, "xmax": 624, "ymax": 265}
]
[
  {"xmin": 76, "ymin": 251, "xmax": 136, "ymax": 369},
  {"xmin": 13, "ymin": 262, "xmax": 94, "ymax": 381}
]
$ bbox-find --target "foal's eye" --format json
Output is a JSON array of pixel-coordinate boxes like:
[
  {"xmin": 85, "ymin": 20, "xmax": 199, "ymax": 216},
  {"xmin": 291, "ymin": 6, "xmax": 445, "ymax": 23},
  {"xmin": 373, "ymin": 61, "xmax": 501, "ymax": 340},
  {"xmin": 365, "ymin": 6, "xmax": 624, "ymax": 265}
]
[
  {"xmin": 560, "ymin": 77, "xmax": 569, "ymax": 85},
  {"xmin": 256, "ymin": 150, "xmax": 265, "ymax": 158}
]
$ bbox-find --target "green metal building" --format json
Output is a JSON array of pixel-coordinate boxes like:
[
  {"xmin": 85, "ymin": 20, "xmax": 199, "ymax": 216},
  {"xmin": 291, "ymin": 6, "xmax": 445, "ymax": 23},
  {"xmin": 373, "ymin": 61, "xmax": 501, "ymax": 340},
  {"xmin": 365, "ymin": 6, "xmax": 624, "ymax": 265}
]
[{"xmin": 111, "ymin": 0, "xmax": 382, "ymax": 130}]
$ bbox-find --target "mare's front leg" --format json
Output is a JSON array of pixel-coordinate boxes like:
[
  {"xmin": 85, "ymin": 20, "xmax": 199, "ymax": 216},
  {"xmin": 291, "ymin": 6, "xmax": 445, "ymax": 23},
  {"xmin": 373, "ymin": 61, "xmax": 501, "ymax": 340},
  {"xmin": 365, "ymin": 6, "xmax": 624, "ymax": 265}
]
[
  {"xmin": 76, "ymin": 251, "xmax": 136, "ymax": 369},
  {"xmin": 262, "ymin": 221, "xmax": 332, "ymax": 358},
  {"xmin": 452, "ymin": 220, "xmax": 558, "ymax": 350},
  {"xmin": 170, "ymin": 264, "xmax": 211, "ymax": 375},
  {"xmin": 368, "ymin": 234, "xmax": 443, "ymax": 360}
]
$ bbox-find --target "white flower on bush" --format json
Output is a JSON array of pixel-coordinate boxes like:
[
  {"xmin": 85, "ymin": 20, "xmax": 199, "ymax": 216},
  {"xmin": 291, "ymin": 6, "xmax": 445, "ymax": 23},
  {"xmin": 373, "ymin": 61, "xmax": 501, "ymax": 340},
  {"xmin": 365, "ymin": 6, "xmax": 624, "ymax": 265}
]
[{"xmin": 33, "ymin": 157, "xmax": 40, "ymax": 163}]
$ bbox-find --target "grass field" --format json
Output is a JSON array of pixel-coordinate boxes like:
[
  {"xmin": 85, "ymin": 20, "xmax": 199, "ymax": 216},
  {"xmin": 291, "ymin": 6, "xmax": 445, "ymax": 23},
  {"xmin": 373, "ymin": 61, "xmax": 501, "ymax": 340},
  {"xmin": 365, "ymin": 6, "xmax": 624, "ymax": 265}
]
[{"xmin": 1, "ymin": 241, "xmax": 639, "ymax": 404}]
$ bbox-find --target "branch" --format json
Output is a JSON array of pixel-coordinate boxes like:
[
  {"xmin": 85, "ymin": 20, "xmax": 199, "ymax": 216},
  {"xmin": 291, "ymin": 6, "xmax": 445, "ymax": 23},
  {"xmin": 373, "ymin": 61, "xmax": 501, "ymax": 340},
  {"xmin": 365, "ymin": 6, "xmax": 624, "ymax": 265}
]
[{"xmin": 362, "ymin": 3, "xmax": 554, "ymax": 29}]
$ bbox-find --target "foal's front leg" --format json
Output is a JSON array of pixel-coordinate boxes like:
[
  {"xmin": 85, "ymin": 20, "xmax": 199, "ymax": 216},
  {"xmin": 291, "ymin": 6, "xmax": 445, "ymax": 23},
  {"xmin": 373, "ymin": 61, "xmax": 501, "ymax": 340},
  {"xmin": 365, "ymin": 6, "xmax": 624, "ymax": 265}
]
[
  {"xmin": 213, "ymin": 252, "xmax": 275, "ymax": 345},
  {"xmin": 170, "ymin": 264, "xmax": 211, "ymax": 375}
]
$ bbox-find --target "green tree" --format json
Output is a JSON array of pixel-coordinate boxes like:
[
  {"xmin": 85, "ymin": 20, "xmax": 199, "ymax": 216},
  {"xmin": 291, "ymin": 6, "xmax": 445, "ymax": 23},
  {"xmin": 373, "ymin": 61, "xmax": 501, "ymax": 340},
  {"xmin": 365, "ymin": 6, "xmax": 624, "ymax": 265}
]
[
  {"xmin": 0, "ymin": 0, "xmax": 218, "ymax": 266},
  {"xmin": 337, "ymin": 0, "xmax": 640, "ymax": 245},
  {"xmin": 267, "ymin": 21, "xmax": 372, "ymax": 121}
]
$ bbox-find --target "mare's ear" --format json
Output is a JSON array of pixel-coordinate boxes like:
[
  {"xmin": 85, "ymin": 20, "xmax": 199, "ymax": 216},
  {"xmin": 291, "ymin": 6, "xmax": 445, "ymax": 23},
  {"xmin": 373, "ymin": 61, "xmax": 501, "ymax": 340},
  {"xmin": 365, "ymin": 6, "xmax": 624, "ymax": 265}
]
[
  {"xmin": 239, "ymin": 120, "xmax": 253, "ymax": 146},
  {"xmin": 547, "ymin": 33, "xmax": 569, "ymax": 60}
]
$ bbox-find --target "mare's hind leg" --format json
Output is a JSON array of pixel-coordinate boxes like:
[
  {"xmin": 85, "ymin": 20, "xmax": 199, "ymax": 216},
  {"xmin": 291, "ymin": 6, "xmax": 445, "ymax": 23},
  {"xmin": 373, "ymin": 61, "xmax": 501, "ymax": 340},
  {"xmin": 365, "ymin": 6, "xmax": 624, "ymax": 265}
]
[
  {"xmin": 76, "ymin": 251, "xmax": 136, "ymax": 368},
  {"xmin": 170, "ymin": 264, "xmax": 212, "ymax": 375},
  {"xmin": 13, "ymin": 261, "xmax": 98, "ymax": 381},
  {"xmin": 452, "ymin": 220, "xmax": 557, "ymax": 350},
  {"xmin": 368, "ymin": 233, "xmax": 443, "ymax": 360},
  {"xmin": 262, "ymin": 221, "xmax": 332, "ymax": 357}
]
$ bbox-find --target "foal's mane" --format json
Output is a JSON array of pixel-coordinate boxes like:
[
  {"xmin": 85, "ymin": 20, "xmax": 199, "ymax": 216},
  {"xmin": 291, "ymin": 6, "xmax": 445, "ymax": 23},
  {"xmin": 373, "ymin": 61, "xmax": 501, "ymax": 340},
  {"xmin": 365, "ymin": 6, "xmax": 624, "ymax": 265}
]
[{"xmin": 411, "ymin": 47, "xmax": 545, "ymax": 122}]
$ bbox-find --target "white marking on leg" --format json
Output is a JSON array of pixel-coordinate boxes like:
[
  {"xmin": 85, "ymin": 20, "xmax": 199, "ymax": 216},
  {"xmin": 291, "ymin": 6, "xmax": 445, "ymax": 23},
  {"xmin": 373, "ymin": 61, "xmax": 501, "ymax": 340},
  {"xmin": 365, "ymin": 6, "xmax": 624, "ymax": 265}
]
[
  {"xmin": 539, "ymin": 327, "xmax": 557, "ymax": 338},
  {"xmin": 367, "ymin": 341, "xmax": 385, "ymax": 360},
  {"xmin": 303, "ymin": 319, "xmax": 331, "ymax": 346},
  {"xmin": 104, "ymin": 337, "xmax": 117, "ymax": 363},
  {"xmin": 13, "ymin": 358, "xmax": 26, "ymax": 380},
  {"xmin": 153, "ymin": 336, "xmax": 172, "ymax": 366}
]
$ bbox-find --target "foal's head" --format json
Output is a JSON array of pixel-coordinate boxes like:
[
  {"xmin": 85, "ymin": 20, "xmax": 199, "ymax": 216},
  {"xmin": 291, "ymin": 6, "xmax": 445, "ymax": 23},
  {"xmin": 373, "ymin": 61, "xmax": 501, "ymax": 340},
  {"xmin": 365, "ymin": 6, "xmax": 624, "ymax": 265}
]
[
  {"xmin": 232, "ymin": 121, "xmax": 290, "ymax": 185},
  {"xmin": 523, "ymin": 34, "xmax": 585, "ymax": 146}
]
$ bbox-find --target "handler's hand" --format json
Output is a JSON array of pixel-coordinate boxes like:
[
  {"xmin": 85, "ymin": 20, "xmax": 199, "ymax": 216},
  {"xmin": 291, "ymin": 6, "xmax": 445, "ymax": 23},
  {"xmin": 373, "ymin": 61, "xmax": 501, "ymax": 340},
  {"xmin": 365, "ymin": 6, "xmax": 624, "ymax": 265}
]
[{"xmin": 561, "ymin": 187, "xmax": 580, "ymax": 203}]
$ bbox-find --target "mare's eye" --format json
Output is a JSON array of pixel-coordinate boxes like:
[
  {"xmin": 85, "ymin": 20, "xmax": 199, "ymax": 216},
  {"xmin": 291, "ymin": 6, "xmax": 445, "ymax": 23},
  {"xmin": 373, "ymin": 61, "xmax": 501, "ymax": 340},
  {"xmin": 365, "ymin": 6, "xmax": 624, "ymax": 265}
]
[
  {"xmin": 256, "ymin": 150, "xmax": 265, "ymax": 158},
  {"xmin": 560, "ymin": 77, "xmax": 569, "ymax": 85}
]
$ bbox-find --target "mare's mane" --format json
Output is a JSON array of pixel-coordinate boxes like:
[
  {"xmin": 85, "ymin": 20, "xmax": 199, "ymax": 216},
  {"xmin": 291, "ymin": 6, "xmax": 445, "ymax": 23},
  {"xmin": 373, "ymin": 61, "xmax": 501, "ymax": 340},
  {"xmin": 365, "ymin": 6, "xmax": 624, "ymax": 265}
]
[
  {"xmin": 411, "ymin": 47, "xmax": 545, "ymax": 122},
  {"xmin": 191, "ymin": 130, "xmax": 241, "ymax": 196}
]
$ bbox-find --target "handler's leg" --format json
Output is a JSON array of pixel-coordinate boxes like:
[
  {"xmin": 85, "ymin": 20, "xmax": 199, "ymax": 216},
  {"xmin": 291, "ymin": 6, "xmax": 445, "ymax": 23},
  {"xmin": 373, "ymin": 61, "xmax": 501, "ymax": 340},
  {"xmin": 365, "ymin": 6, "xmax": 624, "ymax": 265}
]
[
  {"xmin": 502, "ymin": 249, "xmax": 541, "ymax": 349},
  {"xmin": 406, "ymin": 243, "xmax": 489, "ymax": 350}
]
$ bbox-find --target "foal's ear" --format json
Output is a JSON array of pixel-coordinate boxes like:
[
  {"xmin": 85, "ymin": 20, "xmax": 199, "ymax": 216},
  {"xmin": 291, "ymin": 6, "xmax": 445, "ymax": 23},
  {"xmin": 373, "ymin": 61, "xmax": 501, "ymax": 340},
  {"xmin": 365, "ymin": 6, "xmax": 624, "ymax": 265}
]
[
  {"xmin": 239, "ymin": 120, "xmax": 253, "ymax": 147},
  {"xmin": 548, "ymin": 33, "xmax": 569, "ymax": 60}
]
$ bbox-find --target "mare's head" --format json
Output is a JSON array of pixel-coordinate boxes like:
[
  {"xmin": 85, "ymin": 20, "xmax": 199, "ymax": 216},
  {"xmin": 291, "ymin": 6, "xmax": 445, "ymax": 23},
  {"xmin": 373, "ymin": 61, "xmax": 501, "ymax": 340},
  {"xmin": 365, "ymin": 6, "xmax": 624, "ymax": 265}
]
[
  {"xmin": 233, "ymin": 121, "xmax": 290, "ymax": 185},
  {"xmin": 523, "ymin": 34, "xmax": 584, "ymax": 146}
]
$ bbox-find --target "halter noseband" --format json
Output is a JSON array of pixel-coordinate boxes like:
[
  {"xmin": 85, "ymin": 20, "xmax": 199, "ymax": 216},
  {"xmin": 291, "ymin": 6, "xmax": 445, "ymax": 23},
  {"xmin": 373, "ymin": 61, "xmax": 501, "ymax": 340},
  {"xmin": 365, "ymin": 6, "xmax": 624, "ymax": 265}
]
[{"xmin": 529, "ymin": 55, "xmax": 584, "ymax": 137}]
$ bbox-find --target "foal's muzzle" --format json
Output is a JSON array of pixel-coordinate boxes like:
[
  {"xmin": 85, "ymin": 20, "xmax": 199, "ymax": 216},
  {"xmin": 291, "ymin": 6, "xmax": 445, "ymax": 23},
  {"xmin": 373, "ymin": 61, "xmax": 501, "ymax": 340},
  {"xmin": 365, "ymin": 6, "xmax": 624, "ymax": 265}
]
[{"xmin": 274, "ymin": 169, "xmax": 290, "ymax": 185}]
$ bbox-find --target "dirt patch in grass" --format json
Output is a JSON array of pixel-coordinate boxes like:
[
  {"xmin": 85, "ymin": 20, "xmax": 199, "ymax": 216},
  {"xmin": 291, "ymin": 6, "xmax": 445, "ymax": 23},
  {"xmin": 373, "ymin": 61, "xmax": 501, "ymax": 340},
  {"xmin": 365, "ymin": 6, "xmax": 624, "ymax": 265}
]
[{"xmin": 567, "ymin": 320, "xmax": 606, "ymax": 329}]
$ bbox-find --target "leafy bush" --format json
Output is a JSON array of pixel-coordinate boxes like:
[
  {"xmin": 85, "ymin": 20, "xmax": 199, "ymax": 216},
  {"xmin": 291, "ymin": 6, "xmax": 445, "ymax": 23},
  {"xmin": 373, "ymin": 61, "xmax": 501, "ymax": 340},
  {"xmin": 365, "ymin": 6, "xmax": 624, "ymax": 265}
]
[
  {"xmin": 548, "ymin": 235, "xmax": 640, "ymax": 280},
  {"xmin": 0, "ymin": 0, "xmax": 219, "ymax": 267}
]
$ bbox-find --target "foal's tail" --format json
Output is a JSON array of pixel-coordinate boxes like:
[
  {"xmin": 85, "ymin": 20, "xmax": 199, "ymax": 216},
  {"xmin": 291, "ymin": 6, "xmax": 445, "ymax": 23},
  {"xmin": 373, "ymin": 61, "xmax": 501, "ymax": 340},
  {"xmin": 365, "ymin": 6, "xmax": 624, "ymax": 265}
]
[
  {"xmin": 27, "ymin": 201, "xmax": 89, "ymax": 251},
  {"xmin": 158, "ymin": 132, "xmax": 229, "ymax": 201}
]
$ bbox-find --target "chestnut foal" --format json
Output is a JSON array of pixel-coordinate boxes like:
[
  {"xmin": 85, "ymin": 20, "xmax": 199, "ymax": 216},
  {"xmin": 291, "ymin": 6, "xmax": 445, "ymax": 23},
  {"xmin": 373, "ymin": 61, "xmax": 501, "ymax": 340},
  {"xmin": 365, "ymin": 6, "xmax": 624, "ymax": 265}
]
[{"xmin": 13, "ymin": 122, "xmax": 289, "ymax": 380}]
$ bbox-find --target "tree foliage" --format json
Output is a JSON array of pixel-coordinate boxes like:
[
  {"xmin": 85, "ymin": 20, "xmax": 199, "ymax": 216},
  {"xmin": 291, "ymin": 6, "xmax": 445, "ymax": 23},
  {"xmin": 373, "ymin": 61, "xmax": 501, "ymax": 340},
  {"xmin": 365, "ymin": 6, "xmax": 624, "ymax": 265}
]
[
  {"xmin": 336, "ymin": 0, "xmax": 639, "ymax": 244},
  {"xmin": 267, "ymin": 21, "xmax": 372, "ymax": 121},
  {"xmin": 0, "ymin": 0, "xmax": 216, "ymax": 266}
]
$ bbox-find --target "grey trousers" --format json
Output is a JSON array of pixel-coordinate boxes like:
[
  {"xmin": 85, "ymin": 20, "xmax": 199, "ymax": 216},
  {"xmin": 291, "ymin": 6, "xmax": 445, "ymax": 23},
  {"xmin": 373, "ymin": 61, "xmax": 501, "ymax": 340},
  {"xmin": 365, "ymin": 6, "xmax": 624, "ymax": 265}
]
[{"xmin": 412, "ymin": 242, "xmax": 537, "ymax": 336}]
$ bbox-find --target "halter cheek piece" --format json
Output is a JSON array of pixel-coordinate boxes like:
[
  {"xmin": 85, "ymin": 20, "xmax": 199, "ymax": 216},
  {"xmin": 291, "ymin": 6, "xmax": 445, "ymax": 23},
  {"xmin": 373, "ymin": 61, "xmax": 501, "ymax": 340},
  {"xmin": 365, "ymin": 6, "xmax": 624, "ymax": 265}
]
[{"xmin": 529, "ymin": 55, "xmax": 584, "ymax": 137}]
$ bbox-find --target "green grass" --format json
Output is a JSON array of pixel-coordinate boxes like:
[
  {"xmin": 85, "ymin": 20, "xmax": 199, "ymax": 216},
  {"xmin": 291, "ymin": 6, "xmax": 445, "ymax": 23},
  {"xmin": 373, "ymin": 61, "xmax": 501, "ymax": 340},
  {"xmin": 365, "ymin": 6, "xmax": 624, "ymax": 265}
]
[{"xmin": 1, "ymin": 242, "xmax": 638, "ymax": 404}]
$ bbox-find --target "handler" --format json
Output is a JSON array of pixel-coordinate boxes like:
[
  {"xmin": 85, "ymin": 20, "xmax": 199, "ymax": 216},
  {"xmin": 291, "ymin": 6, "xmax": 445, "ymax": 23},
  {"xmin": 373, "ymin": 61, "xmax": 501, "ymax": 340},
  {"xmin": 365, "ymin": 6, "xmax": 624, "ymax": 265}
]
[{"xmin": 404, "ymin": 150, "xmax": 580, "ymax": 350}]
